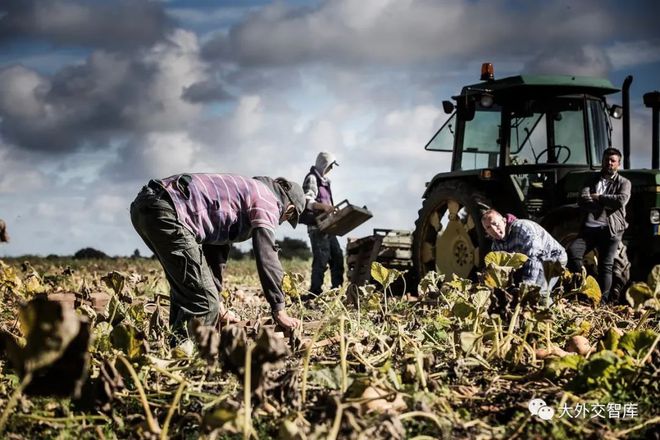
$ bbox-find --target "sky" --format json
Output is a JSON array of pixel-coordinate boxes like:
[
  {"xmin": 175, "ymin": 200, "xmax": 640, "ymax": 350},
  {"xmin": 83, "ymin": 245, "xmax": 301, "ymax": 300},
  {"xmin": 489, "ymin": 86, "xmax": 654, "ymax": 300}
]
[{"xmin": 0, "ymin": 0, "xmax": 659, "ymax": 257}]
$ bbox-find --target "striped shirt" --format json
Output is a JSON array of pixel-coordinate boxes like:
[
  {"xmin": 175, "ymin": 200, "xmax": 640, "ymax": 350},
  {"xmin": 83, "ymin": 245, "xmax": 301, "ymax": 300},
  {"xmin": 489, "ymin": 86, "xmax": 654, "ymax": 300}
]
[{"xmin": 160, "ymin": 173, "xmax": 282, "ymax": 244}]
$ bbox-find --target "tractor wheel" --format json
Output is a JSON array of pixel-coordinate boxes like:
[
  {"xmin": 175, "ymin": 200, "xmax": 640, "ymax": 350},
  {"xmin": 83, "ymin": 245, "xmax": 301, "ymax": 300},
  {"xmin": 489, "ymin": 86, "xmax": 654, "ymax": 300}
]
[
  {"xmin": 550, "ymin": 220, "xmax": 630, "ymax": 302},
  {"xmin": 412, "ymin": 181, "xmax": 491, "ymax": 284}
]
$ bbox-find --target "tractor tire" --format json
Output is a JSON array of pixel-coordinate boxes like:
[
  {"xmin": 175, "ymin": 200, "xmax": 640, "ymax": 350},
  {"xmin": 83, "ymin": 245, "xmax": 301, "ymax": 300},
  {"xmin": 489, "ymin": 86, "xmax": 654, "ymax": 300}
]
[
  {"xmin": 550, "ymin": 219, "xmax": 630, "ymax": 303},
  {"xmin": 411, "ymin": 181, "xmax": 491, "ymax": 286}
]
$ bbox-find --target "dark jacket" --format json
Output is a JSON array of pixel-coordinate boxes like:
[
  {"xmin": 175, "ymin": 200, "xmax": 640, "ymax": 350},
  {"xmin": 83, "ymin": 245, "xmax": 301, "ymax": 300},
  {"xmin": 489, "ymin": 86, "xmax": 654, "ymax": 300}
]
[{"xmin": 578, "ymin": 172, "xmax": 631, "ymax": 237}]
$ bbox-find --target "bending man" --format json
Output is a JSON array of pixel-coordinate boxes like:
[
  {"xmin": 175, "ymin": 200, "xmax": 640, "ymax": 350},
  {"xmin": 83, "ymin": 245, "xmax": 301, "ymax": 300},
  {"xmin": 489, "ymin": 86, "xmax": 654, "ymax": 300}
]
[
  {"xmin": 130, "ymin": 173, "xmax": 304, "ymax": 340},
  {"xmin": 481, "ymin": 209, "xmax": 567, "ymax": 287}
]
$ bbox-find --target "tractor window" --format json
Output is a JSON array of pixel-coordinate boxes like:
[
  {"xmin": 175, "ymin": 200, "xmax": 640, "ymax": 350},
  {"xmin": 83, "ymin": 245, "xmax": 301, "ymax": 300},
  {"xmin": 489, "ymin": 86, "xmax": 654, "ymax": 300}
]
[
  {"xmin": 588, "ymin": 99, "xmax": 610, "ymax": 165},
  {"xmin": 509, "ymin": 98, "xmax": 590, "ymax": 166},
  {"xmin": 425, "ymin": 112, "xmax": 456, "ymax": 152},
  {"xmin": 510, "ymin": 113, "xmax": 547, "ymax": 165},
  {"xmin": 459, "ymin": 108, "xmax": 501, "ymax": 170},
  {"xmin": 554, "ymin": 105, "xmax": 588, "ymax": 165}
]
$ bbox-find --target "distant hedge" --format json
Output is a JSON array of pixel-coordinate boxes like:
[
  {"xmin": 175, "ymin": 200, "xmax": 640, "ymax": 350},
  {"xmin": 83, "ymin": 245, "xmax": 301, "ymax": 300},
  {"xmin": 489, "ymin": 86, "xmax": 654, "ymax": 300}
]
[{"xmin": 73, "ymin": 247, "xmax": 110, "ymax": 259}]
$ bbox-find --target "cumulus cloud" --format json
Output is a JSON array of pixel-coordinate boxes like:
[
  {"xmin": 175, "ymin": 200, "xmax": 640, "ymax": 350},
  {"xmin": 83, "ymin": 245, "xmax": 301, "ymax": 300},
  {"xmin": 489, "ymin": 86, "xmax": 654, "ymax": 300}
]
[
  {"xmin": 0, "ymin": 29, "xmax": 209, "ymax": 153},
  {"xmin": 0, "ymin": 0, "xmax": 172, "ymax": 50},
  {"xmin": 201, "ymin": 0, "xmax": 622, "ymax": 68}
]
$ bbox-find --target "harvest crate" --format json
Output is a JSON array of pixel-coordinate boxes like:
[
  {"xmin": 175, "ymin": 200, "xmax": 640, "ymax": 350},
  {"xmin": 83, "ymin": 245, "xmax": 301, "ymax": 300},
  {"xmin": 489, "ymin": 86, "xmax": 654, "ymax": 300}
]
[
  {"xmin": 346, "ymin": 229, "xmax": 413, "ymax": 291},
  {"xmin": 316, "ymin": 199, "xmax": 372, "ymax": 236}
]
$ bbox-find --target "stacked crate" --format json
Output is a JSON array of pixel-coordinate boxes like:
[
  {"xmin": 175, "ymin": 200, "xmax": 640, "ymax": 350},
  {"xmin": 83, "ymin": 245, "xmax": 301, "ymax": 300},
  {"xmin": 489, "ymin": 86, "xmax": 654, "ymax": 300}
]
[{"xmin": 346, "ymin": 229, "xmax": 413, "ymax": 289}]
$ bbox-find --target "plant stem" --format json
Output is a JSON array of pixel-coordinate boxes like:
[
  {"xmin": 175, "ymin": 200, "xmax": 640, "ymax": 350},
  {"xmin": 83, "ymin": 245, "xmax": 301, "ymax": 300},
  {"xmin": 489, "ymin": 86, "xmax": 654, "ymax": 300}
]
[
  {"xmin": 340, "ymin": 315, "xmax": 348, "ymax": 393},
  {"xmin": 327, "ymin": 398, "xmax": 344, "ymax": 440},
  {"xmin": 160, "ymin": 380, "xmax": 187, "ymax": 440},
  {"xmin": 301, "ymin": 321, "xmax": 327, "ymax": 403},
  {"xmin": 0, "ymin": 372, "xmax": 32, "ymax": 434},
  {"xmin": 244, "ymin": 341, "xmax": 254, "ymax": 440},
  {"xmin": 117, "ymin": 355, "xmax": 161, "ymax": 434}
]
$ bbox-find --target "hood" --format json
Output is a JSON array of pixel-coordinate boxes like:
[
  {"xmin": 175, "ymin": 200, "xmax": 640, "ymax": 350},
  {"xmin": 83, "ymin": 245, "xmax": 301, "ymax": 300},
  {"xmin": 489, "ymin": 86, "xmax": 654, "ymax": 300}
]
[{"xmin": 314, "ymin": 152, "xmax": 339, "ymax": 176}]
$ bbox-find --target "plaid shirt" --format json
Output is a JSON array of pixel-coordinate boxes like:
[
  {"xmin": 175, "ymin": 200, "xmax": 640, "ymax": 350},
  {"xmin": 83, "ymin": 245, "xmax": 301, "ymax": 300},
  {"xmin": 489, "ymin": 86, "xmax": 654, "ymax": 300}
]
[{"xmin": 492, "ymin": 218, "xmax": 567, "ymax": 286}]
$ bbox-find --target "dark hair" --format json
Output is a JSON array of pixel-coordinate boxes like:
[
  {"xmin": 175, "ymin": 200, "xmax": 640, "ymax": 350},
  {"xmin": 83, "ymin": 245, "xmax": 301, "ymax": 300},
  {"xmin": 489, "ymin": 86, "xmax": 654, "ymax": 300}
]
[{"xmin": 602, "ymin": 147, "xmax": 622, "ymax": 159}]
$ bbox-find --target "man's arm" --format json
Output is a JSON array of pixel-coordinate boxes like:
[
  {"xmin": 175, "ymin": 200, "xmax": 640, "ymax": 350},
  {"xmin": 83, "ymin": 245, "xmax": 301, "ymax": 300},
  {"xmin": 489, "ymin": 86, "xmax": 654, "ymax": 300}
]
[
  {"xmin": 252, "ymin": 228, "xmax": 301, "ymax": 330},
  {"xmin": 252, "ymin": 228, "xmax": 286, "ymax": 312},
  {"xmin": 596, "ymin": 178, "xmax": 631, "ymax": 210},
  {"xmin": 577, "ymin": 183, "xmax": 596, "ymax": 209},
  {"xmin": 303, "ymin": 174, "xmax": 332, "ymax": 212}
]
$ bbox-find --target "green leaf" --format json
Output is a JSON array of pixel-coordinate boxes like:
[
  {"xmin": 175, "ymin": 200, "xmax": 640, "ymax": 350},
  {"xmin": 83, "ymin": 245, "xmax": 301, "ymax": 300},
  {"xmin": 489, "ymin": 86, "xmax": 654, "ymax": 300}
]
[
  {"xmin": 619, "ymin": 330, "xmax": 658, "ymax": 359},
  {"xmin": 370, "ymin": 262, "xmax": 402, "ymax": 289},
  {"xmin": 543, "ymin": 354, "xmax": 585, "ymax": 379},
  {"xmin": 458, "ymin": 331, "xmax": 480, "ymax": 354},
  {"xmin": 452, "ymin": 301, "xmax": 476, "ymax": 319},
  {"xmin": 282, "ymin": 272, "xmax": 305, "ymax": 298},
  {"xmin": 581, "ymin": 275, "xmax": 602, "ymax": 305},
  {"xmin": 110, "ymin": 323, "xmax": 149, "ymax": 362},
  {"xmin": 625, "ymin": 282, "xmax": 656, "ymax": 310},
  {"xmin": 101, "ymin": 271, "xmax": 127, "ymax": 296},
  {"xmin": 418, "ymin": 271, "xmax": 444, "ymax": 295},
  {"xmin": 648, "ymin": 265, "xmax": 660, "ymax": 294},
  {"xmin": 484, "ymin": 251, "xmax": 528, "ymax": 269},
  {"xmin": 599, "ymin": 328, "xmax": 621, "ymax": 351},
  {"xmin": 307, "ymin": 365, "xmax": 343, "ymax": 390},
  {"xmin": 473, "ymin": 289, "xmax": 491, "ymax": 310}
]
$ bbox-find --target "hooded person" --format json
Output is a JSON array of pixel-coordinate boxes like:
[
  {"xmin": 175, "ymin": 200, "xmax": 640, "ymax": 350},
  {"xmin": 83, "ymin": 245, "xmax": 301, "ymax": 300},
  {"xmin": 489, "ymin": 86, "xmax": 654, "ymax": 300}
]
[
  {"xmin": 130, "ymin": 173, "xmax": 305, "ymax": 343},
  {"xmin": 300, "ymin": 152, "xmax": 345, "ymax": 298}
]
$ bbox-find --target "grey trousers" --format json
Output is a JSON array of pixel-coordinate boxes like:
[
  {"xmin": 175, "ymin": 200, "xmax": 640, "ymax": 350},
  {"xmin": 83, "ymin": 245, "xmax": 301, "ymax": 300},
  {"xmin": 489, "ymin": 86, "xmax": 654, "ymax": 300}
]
[{"xmin": 130, "ymin": 183, "xmax": 219, "ymax": 338}]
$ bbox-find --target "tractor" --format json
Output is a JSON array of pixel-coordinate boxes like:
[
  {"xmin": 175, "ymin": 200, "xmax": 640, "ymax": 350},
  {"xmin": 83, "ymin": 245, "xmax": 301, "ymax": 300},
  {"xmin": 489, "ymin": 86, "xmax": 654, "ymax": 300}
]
[{"xmin": 411, "ymin": 63, "xmax": 660, "ymax": 294}]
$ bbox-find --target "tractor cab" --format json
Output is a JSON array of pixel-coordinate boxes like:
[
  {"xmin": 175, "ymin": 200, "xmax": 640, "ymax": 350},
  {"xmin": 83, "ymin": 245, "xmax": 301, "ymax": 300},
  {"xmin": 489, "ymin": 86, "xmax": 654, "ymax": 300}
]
[{"xmin": 424, "ymin": 68, "xmax": 622, "ymax": 220}]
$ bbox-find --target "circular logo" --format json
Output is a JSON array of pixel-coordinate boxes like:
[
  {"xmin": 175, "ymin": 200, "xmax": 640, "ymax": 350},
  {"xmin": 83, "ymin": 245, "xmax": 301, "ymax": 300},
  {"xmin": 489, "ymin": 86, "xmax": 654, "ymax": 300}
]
[
  {"xmin": 537, "ymin": 406, "xmax": 555, "ymax": 420},
  {"xmin": 528, "ymin": 398, "xmax": 547, "ymax": 415}
]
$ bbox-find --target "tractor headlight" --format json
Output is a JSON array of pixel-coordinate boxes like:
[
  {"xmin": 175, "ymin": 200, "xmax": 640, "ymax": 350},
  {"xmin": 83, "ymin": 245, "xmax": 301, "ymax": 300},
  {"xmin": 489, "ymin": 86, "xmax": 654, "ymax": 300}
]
[{"xmin": 651, "ymin": 209, "xmax": 660, "ymax": 225}]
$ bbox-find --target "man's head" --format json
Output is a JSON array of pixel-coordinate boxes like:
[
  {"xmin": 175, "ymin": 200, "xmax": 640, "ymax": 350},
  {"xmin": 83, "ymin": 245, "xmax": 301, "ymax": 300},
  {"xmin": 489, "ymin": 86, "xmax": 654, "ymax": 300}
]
[
  {"xmin": 601, "ymin": 148, "xmax": 622, "ymax": 176},
  {"xmin": 274, "ymin": 178, "xmax": 306, "ymax": 228},
  {"xmin": 481, "ymin": 209, "xmax": 507, "ymax": 241}
]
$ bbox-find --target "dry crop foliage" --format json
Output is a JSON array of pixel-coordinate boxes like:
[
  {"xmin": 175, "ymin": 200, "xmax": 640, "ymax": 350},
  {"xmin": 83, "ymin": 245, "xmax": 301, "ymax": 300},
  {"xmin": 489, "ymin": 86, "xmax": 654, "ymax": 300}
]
[{"xmin": 0, "ymin": 254, "xmax": 658, "ymax": 439}]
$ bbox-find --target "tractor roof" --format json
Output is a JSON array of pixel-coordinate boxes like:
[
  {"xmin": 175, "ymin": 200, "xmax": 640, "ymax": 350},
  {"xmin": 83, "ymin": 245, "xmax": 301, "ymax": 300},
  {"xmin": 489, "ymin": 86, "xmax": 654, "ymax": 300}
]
[{"xmin": 459, "ymin": 75, "xmax": 619, "ymax": 99}]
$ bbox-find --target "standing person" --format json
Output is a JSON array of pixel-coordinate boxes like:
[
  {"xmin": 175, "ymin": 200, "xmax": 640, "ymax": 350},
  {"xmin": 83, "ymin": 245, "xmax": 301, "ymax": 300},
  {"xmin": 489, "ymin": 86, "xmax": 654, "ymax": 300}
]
[
  {"xmin": 0, "ymin": 219, "xmax": 8, "ymax": 243},
  {"xmin": 301, "ymin": 152, "xmax": 344, "ymax": 297},
  {"xmin": 481, "ymin": 209, "xmax": 567, "ymax": 287},
  {"xmin": 567, "ymin": 148, "xmax": 631, "ymax": 301},
  {"xmin": 130, "ymin": 173, "xmax": 305, "ymax": 342}
]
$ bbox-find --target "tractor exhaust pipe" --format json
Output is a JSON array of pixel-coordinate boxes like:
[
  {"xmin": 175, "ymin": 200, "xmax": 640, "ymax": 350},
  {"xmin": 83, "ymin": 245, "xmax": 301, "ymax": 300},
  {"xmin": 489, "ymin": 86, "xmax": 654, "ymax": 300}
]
[
  {"xmin": 622, "ymin": 76, "xmax": 633, "ymax": 170},
  {"xmin": 643, "ymin": 91, "xmax": 660, "ymax": 170}
]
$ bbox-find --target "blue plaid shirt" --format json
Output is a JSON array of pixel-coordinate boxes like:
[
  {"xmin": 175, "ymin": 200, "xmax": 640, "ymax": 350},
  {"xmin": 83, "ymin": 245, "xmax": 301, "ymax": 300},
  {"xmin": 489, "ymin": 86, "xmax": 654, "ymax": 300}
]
[{"xmin": 491, "ymin": 219, "xmax": 567, "ymax": 286}]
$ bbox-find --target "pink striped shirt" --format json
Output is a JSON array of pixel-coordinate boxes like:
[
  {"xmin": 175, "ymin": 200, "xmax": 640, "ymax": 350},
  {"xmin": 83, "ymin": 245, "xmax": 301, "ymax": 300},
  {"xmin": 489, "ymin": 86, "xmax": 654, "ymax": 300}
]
[{"xmin": 160, "ymin": 173, "xmax": 281, "ymax": 244}]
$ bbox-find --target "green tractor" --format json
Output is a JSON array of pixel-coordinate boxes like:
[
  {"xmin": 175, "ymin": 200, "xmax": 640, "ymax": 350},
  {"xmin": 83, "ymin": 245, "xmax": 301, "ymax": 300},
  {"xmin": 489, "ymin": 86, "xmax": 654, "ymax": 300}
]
[{"xmin": 411, "ymin": 63, "xmax": 660, "ymax": 293}]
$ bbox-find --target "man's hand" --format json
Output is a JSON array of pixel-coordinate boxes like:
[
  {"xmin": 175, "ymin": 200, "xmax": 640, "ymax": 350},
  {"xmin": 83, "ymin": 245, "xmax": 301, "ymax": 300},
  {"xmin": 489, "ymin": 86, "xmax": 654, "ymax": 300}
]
[
  {"xmin": 273, "ymin": 310, "xmax": 301, "ymax": 331},
  {"xmin": 315, "ymin": 202, "xmax": 334, "ymax": 214},
  {"xmin": 590, "ymin": 193, "xmax": 600, "ymax": 201}
]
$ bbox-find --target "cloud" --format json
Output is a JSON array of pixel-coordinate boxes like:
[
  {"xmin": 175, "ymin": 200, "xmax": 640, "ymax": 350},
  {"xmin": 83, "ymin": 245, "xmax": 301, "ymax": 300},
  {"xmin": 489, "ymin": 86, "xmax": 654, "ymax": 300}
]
[
  {"xmin": 0, "ymin": 29, "xmax": 208, "ymax": 153},
  {"xmin": 524, "ymin": 45, "xmax": 612, "ymax": 77},
  {"xmin": 201, "ymin": 0, "xmax": 623, "ymax": 69},
  {"xmin": 182, "ymin": 78, "xmax": 233, "ymax": 103},
  {"xmin": 0, "ymin": 0, "xmax": 172, "ymax": 50},
  {"xmin": 607, "ymin": 40, "xmax": 660, "ymax": 71}
]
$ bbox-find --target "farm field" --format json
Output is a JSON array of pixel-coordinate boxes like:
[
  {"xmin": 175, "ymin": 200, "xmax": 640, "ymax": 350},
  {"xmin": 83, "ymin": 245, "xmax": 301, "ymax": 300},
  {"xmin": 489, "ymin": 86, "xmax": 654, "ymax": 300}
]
[{"xmin": 0, "ymin": 255, "xmax": 658, "ymax": 439}]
